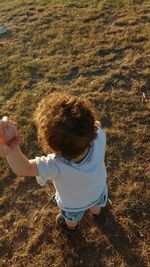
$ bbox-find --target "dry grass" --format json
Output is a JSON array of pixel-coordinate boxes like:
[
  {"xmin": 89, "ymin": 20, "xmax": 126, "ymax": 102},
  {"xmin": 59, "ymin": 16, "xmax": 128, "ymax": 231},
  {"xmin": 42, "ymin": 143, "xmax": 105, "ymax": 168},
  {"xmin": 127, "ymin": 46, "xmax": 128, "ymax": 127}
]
[{"xmin": 0, "ymin": 0, "xmax": 150, "ymax": 266}]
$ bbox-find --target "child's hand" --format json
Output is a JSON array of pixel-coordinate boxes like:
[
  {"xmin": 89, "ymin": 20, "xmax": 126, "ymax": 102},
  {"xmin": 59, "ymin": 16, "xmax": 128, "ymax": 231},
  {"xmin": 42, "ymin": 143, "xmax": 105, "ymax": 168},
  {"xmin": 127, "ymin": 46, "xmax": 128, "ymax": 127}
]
[
  {"xmin": 0, "ymin": 143, "xmax": 9, "ymax": 157},
  {"xmin": 0, "ymin": 134, "xmax": 23, "ymax": 157},
  {"xmin": 0, "ymin": 116, "xmax": 17, "ymax": 144}
]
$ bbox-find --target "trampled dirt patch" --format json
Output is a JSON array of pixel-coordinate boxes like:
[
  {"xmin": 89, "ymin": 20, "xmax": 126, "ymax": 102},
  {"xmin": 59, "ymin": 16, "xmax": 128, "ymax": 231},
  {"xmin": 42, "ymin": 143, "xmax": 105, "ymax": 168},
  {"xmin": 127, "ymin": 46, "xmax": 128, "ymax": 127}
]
[{"xmin": 0, "ymin": 0, "xmax": 149, "ymax": 266}]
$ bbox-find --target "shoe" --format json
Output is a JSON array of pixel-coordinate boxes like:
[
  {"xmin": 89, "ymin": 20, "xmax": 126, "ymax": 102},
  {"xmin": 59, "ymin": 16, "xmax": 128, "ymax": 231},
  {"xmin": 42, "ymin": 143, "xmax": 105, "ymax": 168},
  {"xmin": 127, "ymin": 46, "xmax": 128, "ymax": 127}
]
[
  {"xmin": 56, "ymin": 214, "xmax": 78, "ymax": 233},
  {"xmin": 107, "ymin": 198, "xmax": 113, "ymax": 209},
  {"xmin": 50, "ymin": 194, "xmax": 57, "ymax": 206}
]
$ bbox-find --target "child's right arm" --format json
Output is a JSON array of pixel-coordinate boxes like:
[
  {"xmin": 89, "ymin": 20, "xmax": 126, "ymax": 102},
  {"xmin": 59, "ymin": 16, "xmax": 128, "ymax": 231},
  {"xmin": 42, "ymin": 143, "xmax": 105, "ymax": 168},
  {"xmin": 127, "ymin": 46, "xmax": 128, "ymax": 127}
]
[
  {"xmin": 0, "ymin": 117, "xmax": 17, "ymax": 157},
  {"xmin": 0, "ymin": 116, "xmax": 17, "ymax": 144},
  {"xmin": 6, "ymin": 146, "xmax": 39, "ymax": 177},
  {"xmin": 0, "ymin": 116, "xmax": 39, "ymax": 177}
]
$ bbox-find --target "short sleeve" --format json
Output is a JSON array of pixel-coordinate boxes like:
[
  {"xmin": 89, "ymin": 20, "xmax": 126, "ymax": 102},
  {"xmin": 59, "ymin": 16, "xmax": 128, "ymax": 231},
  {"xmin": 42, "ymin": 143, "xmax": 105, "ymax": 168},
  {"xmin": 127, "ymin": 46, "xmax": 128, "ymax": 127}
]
[
  {"xmin": 97, "ymin": 127, "xmax": 106, "ymax": 152},
  {"xmin": 35, "ymin": 154, "xmax": 60, "ymax": 186},
  {"xmin": 101, "ymin": 128, "xmax": 106, "ymax": 147}
]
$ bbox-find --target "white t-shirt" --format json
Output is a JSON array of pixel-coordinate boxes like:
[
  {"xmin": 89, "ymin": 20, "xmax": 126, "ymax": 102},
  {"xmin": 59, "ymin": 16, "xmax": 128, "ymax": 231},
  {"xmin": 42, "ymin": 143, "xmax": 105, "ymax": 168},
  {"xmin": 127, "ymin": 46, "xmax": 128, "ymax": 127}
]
[{"xmin": 35, "ymin": 127, "xmax": 107, "ymax": 212}]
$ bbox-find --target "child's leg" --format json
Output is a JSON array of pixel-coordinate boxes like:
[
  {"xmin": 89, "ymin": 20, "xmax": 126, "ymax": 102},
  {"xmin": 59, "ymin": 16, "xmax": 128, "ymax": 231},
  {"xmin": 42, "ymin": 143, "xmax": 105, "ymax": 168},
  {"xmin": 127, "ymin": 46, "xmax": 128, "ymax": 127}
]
[
  {"xmin": 90, "ymin": 193, "xmax": 108, "ymax": 216},
  {"xmin": 62, "ymin": 210, "xmax": 84, "ymax": 228},
  {"xmin": 90, "ymin": 206, "xmax": 101, "ymax": 215},
  {"xmin": 56, "ymin": 210, "xmax": 84, "ymax": 231},
  {"xmin": 65, "ymin": 219, "xmax": 78, "ymax": 228}
]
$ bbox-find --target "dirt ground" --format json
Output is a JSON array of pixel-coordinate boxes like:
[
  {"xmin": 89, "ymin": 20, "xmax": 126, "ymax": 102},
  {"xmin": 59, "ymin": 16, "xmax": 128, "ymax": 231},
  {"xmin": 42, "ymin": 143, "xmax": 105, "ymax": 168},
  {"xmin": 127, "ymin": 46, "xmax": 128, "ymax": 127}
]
[{"xmin": 0, "ymin": 0, "xmax": 150, "ymax": 266}]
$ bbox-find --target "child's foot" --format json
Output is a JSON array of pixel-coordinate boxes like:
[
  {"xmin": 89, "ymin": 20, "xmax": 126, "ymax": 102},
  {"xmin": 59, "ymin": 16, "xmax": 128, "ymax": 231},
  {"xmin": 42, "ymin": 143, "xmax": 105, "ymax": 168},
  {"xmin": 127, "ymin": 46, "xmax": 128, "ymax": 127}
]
[
  {"xmin": 91, "ymin": 209, "xmax": 102, "ymax": 219},
  {"xmin": 56, "ymin": 214, "xmax": 78, "ymax": 233},
  {"xmin": 50, "ymin": 194, "xmax": 57, "ymax": 206},
  {"xmin": 107, "ymin": 198, "xmax": 113, "ymax": 208}
]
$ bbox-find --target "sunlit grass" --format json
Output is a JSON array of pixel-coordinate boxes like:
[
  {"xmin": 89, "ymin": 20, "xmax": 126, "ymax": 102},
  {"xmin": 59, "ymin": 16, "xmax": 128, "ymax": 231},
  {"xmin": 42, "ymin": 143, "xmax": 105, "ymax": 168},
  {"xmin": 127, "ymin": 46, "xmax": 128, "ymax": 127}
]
[{"xmin": 0, "ymin": 0, "xmax": 149, "ymax": 266}]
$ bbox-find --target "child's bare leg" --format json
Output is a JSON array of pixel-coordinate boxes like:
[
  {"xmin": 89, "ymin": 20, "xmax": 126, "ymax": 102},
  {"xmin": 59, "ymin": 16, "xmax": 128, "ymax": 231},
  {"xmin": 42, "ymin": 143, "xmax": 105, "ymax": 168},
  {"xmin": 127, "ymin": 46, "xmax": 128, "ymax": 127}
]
[
  {"xmin": 65, "ymin": 219, "xmax": 78, "ymax": 228},
  {"xmin": 90, "ymin": 206, "xmax": 101, "ymax": 215}
]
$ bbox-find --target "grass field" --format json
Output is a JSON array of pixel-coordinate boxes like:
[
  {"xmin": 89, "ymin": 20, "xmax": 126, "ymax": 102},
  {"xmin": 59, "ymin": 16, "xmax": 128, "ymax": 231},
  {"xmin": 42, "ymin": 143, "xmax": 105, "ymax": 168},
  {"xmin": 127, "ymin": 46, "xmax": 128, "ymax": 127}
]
[{"xmin": 0, "ymin": 0, "xmax": 150, "ymax": 266}]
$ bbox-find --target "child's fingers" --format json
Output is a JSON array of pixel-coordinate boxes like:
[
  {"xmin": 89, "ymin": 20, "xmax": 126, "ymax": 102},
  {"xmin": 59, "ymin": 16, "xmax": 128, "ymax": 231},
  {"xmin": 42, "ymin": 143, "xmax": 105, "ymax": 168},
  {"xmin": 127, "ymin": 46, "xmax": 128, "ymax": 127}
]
[
  {"xmin": 16, "ymin": 134, "xmax": 24, "ymax": 143},
  {"xmin": 0, "ymin": 119, "xmax": 9, "ymax": 129},
  {"xmin": 2, "ymin": 116, "xmax": 17, "ymax": 126},
  {"xmin": 9, "ymin": 120, "xmax": 17, "ymax": 125},
  {"xmin": 8, "ymin": 135, "xmax": 24, "ymax": 147}
]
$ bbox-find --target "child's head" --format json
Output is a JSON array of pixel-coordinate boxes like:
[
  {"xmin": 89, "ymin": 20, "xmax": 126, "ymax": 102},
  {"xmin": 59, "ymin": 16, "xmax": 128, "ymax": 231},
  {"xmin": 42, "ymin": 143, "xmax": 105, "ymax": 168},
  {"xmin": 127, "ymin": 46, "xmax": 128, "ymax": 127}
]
[{"xmin": 34, "ymin": 93, "xmax": 98, "ymax": 160}]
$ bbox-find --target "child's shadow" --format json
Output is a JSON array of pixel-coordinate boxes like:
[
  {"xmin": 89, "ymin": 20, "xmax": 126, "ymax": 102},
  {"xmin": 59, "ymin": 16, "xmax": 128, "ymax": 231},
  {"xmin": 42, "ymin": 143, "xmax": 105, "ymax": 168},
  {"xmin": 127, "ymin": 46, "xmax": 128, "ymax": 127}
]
[
  {"xmin": 95, "ymin": 208, "xmax": 146, "ymax": 267},
  {"xmin": 60, "ymin": 228, "xmax": 105, "ymax": 267},
  {"xmin": 60, "ymin": 208, "xmax": 146, "ymax": 267}
]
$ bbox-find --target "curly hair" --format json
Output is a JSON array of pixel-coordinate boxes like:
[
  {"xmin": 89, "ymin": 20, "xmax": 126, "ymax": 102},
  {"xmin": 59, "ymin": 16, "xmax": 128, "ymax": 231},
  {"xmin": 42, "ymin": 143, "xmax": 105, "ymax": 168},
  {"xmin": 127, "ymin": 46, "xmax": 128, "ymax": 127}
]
[{"xmin": 34, "ymin": 93, "xmax": 98, "ymax": 160}]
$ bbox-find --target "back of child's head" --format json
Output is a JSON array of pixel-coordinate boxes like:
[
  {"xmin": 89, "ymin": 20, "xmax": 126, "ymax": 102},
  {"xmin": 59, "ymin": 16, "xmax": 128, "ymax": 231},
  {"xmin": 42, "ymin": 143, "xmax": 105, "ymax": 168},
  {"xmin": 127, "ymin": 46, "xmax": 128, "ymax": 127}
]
[{"xmin": 34, "ymin": 93, "xmax": 98, "ymax": 160}]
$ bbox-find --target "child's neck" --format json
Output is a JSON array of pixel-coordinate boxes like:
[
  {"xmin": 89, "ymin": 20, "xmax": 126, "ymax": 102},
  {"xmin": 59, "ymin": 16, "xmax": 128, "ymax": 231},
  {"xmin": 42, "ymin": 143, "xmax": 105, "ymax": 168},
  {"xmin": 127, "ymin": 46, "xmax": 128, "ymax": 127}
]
[{"xmin": 72, "ymin": 147, "xmax": 90, "ymax": 164}]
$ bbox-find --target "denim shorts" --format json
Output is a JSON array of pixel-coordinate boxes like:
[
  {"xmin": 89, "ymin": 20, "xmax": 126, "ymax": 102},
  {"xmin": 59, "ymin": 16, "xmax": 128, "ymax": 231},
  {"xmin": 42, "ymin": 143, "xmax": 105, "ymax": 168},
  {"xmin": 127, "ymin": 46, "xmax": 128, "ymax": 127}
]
[{"xmin": 61, "ymin": 194, "xmax": 107, "ymax": 222}]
